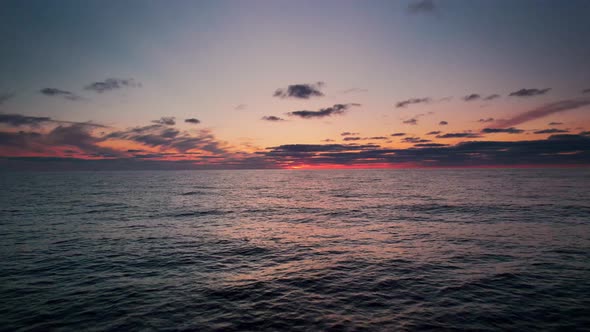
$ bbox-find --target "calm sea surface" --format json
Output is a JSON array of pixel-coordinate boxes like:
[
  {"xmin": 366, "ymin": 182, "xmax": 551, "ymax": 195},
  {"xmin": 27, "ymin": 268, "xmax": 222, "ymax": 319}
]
[{"xmin": 1, "ymin": 169, "xmax": 590, "ymax": 331}]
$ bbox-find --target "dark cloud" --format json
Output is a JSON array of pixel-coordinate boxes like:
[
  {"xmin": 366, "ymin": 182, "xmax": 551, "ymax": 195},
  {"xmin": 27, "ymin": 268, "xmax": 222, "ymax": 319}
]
[
  {"xmin": 261, "ymin": 116, "xmax": 285, "ymax": 122},
  {"xmin": 407, "ymin": 0, "xmax": 436, "ymax": 14},
  {"xmin": 426, "ymin": 131, "xmax": 441, "ymax": 135},
  {"xmin": 484, "ymin": 94, "xmax": 501, "ymax": 101},
  {"xmin": 258, "ymin": 135, "xmax": 590, "ymax": 168},
  {"xmin": 341, "ymin": 132, "xmax": 360, "ymax": 136},
  {"xmin": 40, "ymin": 88, "xmax": 82, "ymax": 101},
  {"xmin": 273, "ymin": 82, "xmax": 325, "ymax": 99},
  {"xmin": 493, "ymin": 99, "xmax": 590, "ymax": 128},
  {"xmin": 391, "ymin": 133, "xmax": 406, "ymax": 137},
  {"xmin": 265, "ymin": 143, "xmax": 378, "ymax": 154},
  {"xmin": 85, "ymin": 78, "xmax": 141, "ymax": 93},
  {"xmin": 478, "ymin": 118, "xmax": 495, "ymax": 123},
  {"xmin": 152, "ymin": 117, "xmax": 176, "ymax": 126},
  {"xmin": 436, "ymin": 132, "xmax": 481, "ymax": 139},
  {"xmin": 0, "ymin": 114, "xmax": 52, "ymax": 127},
  {"xmin": 481, "ymin": 127, "xmax": 524, "ymax": 134},
  {"xmin": 0, "ymin": 93, "xmax": 14, "ymax": 105},
  {"xmin": 4, "ymin": 134, "xmax": 590, "ymax": 170},
  {"xmin": 287, "ymin": 103, "xmax": 360, "ymax": 119},
  {"xmin": 533, "ymin": 128, "xmax": 569, "ymax": 134},
  {"xmin": 509, "ymin": 88, "xmax": 551, "ymax": 97},
  {"xmin": 582, "ymin": 89, "xmax": 590, "ymax": 94},
  {"xmin": 402, "ymin": 137, "xmax": 431, "ymax": 143},
  {"xmin": 403, "ymin": 118, "xmax": 418, "ymax": 125},
  {"xmin": 343, "ymin": 137, "xmax": 362, "ymax": 141},
  {"xmin": 464, "ymin": 94, "xmax": 500, "ymax": 102},
  {"xmin": 104, "ymin": 124, "xmax": 227, "ymax": 154},
  {"xmin": 395, "ymin": 97, "xmax": 431, "ymax": 108},
  {"xmin": 548, "ymin": 122, "xmax": 563, "ymax": 126},
  {"xmin": 185, "ymin": 118, "xmax": 201, "ymax": 124},
  {"xmin": 368, "ymin": 136, "xmax": 388, "ymax": 140},
  {"xmin": 439, "ymin": 121, "xmax": 448, "ymax": 125},
  {"xmin": 0, "ymin": 124, "xmax": 119, "ymax": 156},
  {"xmin": 414, "ymin": 143, "xmax": 448, "ymax": 147},
  {"xmin": 0, "ymin": 113, "xmax": 105, "ymax": 129},
  {"xmin": 463, "ymin": 94, "xmax": 481, "ymax": 102}
]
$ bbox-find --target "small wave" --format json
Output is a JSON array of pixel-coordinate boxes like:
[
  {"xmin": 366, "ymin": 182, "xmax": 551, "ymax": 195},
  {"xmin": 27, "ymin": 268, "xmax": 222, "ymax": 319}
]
[
  {"xmin": 180, "ymin": 191, "xmax": 206, "ymax": 196},
  {"xmin": 173, "ymin": 210, "xmax": 233, "ymax": 217}
]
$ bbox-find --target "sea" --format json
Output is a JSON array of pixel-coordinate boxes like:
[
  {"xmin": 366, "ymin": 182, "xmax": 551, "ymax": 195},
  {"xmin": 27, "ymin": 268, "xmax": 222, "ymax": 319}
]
[{"xmin": 1, "ymin": 168, "xmax": 590, "ymax": 331}]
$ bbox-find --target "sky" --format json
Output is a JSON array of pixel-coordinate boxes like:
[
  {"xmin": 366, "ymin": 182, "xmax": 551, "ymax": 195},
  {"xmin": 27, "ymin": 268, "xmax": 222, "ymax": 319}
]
[{"xmin": 1, "ymin": 0, "xmax": 590, "ymax": 170}]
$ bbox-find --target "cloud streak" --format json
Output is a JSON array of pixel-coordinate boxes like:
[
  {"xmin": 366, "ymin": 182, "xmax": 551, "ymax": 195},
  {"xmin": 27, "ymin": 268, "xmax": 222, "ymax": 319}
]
[
  {"xmin": 261, "ymin": 116, "xmax": 286, "ymax": 122},
  {"xmin": 40, "ymin": 88, "xmax": 82, "ymax": 101},
  {"xmin": 287, "ymin": 103, "xmax": 360, "ymax": 119},
  {"xmin": 85, "ymin": 78, "xmax": 141, "ymax": 93},
  {"xmin": 395, "ymin": 97, "xmax": 431, "ymax": 108},
  {"xmin": 481, "ymin": 127, "xmax": 524, "ymax": 134},
  {"xmin": 493, "ymin": 99, "xmax": 590, "ymax": 128},
  {"xmin": 509, "ymin": 88, "xmax": 551, "ymax": 97}
]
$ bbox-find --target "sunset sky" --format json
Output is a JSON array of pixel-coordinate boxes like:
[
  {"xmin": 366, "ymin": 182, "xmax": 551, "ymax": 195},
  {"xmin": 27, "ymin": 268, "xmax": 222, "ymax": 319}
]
[{"xmin": 1, "ymin": 0, "xmax": 590, "ymax": 170}]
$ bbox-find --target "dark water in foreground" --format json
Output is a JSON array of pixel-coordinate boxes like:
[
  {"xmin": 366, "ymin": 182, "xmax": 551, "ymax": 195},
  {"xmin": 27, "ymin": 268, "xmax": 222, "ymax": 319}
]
[{"xmin": 1, "ymin": 169, "xmax": 590, "ymax": 331}]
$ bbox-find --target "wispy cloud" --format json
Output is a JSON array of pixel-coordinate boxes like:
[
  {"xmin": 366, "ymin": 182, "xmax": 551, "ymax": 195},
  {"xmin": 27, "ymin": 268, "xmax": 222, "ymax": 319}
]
[
  {"xmin": 395, "ymin": 97, "xmax": 431, "ymax": 108},
  {"xmin": 463, "ymin": 94, "xmax": 481, "ymax": 102},
  {"xmin": 484, "ymin": 94, "xmax": 501, "ymax": 101},
  {"xmin": 261, "ymin": 116, "xmax": 286, "ymax": 122},
  {"xmin": 0, "ymin": 113, "xmax": 52, "ymax": 127},
  {"xmin": 152, "ymin": 117, "xmax": 176, "ymax": 126},
  {"xmin": 478, "ymin": 118, "xmax": 495, "ymax": 123},
  {"xmin": 533, "ymin": 128, "xmax": 569, "ymax": 134},
  {"xmin": 436, "ymin": 132, "xmax": 481, "ymax": 139},
  {"xmin": 0, "ymin": 113, "xmax": 105, "ymax": 129},
  {"xmin": 341, "ymin": 88, "xmax": 368, "ymax": 94},
  {"xmin": 85, "ymin": 78, "xmax": 141, "ymax": 93},
  {"xmin": 509, "ymin": 88, "xmax": 551, "ymax": 97},
  {"xmin": 40, "ymin": 88, "xmax": 83, "ymax": 101},
  {"xmin": 391, "ymin": 133, "xmax": 406, "ymax": 137},
  {"xmin": 493, "ymin": 99, "xmax": 590, "ymax": 127},
  {"xmin": 287, "ymin": 103, "xmax": 360, "ymax": 119},
  {"xmin": 104, "ymin": 124, "xmax": 227, "ymax": 154},
  {"xmin": 439, "ymin": 121, "xmax": 448, "ymax": 125},
  {"xmin": 402, "ymin": 137, "xmax": 431, "ymax": 143},
  {"xmin": 481, "ymin": 127, "xmax": 524, "ymax": 134},
  {"xmin": 464, "ymin": 93, "xmax": 500, "ymax": 102}
]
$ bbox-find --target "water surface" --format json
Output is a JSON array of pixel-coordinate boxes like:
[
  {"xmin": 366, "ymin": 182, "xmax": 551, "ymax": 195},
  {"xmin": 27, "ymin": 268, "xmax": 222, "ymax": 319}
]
[{"xmin": 1, "ymin": 169, "xmax": 590, "ymax": 331}]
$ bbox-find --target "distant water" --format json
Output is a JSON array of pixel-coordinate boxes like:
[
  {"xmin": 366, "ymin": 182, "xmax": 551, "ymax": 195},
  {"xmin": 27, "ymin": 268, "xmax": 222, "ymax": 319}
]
[{"xmin": 1, "ymin": 169, "xmax": 590, "ymax": 331}]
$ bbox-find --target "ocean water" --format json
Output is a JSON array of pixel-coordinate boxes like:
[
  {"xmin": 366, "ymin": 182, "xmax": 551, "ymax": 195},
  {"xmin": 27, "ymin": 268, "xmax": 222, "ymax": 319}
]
[{"xmin": 1, "ymin": 168, "xmax": 590, "ymax": 331}]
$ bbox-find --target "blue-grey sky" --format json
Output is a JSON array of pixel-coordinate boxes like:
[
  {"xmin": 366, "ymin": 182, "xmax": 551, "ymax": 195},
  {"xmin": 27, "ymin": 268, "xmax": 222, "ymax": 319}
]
[{"xmin": 1, "ymin": 0, "xmax": 590, "ymax": 169}]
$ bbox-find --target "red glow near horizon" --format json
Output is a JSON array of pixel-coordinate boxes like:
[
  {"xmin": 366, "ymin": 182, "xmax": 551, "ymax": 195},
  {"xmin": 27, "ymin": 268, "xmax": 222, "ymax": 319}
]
[{"xmin": 284, "ymin": 163, "xmax": 415, "ymax": 170}]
